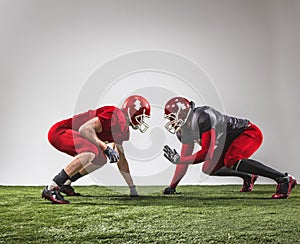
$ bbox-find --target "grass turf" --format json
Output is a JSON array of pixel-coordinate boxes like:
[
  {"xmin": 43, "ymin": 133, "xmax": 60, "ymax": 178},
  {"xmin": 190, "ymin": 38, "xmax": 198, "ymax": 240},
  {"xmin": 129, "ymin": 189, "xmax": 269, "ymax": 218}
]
[{"xmin": 0, "ymin": 185, "xmax": 299, "ymax": 243}]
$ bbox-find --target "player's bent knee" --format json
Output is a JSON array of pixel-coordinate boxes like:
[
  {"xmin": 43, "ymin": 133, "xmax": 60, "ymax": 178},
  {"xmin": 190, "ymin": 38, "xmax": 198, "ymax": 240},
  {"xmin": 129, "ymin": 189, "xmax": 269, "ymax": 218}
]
[
  {"xmin": 78, "ymin": 152, "xmax": 96, "ymax": 165},
  {"xmin": 202, "ymin": 166, "xmax": 212, "ymax": 175},
  {"xmin": 85, "ymin": 152, "xmax": 96, "ymax": 161},
  {"xmin": 91, "ymin": 159, "xmax": 107, "ymax": 166},
  {"xmin": 202, "ymin": 161, "xmax": 218, "ymax": 175},
  {"xmin": 224, "ymin": 157, "xmax": 240, "ymax": 169},
  {"xmin": 92, "ymin": 153, "xmax": 107, "ymax": 166},
  {"xmin": 230, "ymin": 159, "xmax": 243, "ymax": 171}
]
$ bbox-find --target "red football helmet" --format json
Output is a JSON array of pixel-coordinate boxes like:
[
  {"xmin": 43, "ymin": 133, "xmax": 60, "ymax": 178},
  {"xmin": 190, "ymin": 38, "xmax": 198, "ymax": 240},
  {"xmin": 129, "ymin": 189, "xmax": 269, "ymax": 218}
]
[
  {"xmin": 164, "ymin": 97, "xmax": 192, "ymax": 134},
  {"xmin": 121, "ymin": 95, "xmax": 151, "ymax": 133}
]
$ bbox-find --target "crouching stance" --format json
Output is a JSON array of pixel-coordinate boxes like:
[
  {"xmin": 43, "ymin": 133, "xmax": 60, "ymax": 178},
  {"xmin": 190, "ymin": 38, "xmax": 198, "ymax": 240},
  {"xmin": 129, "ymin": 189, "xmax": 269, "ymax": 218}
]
[
  {"xmin": 43, "ymin": 95, "xmax": 151, "ymax": 204},
  {"xmin": 163, "ymin": 97, "xmax": 296, "ymax": 199}
]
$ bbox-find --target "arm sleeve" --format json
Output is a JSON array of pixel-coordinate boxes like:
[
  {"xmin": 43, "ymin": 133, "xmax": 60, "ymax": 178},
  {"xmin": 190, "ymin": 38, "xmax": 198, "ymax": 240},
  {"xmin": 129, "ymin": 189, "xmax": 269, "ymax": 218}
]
[
  {"xmin": 181, "ymin": 143, "xmax": 194, "ymax": 156},
  {"xmin": 179, "ymin": 129, "xmax": 216, "ymax": 164},
  {"xmin": 169, "ymin": 143, "xmax": 194, "ymax": 188}
]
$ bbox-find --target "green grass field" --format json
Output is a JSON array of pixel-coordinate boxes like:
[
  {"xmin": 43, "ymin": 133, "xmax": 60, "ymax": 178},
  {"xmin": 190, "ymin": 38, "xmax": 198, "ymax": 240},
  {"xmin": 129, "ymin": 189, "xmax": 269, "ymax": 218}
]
[{"xmin": 0, "ymin": 185, "xmax": 299, "ymax": 243}]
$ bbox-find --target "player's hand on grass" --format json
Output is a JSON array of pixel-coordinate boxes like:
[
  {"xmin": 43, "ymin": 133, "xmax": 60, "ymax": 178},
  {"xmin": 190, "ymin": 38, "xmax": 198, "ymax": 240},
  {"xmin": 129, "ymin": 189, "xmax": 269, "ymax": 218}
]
[
  {"xmin": 104, "ymin": 146, "xmax": 119, "ymax": 163},
  {"xmin": 163, "ymin": 145, "xmax": 180, "ymax": 164}
]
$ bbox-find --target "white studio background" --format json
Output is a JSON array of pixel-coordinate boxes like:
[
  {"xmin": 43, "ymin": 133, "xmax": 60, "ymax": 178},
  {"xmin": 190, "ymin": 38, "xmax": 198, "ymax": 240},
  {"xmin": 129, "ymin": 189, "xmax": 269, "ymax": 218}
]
[{"xmin": 0, "ymin": 0, "xmax": 299, "ymax": 186}]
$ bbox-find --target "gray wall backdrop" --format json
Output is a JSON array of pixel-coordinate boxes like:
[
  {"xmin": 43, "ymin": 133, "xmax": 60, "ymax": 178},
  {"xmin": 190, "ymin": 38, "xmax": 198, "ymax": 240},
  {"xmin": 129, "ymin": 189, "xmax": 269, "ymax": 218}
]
[{"xmin": 0, "ymin": 0, "xmax": 299, "ymax": 186}]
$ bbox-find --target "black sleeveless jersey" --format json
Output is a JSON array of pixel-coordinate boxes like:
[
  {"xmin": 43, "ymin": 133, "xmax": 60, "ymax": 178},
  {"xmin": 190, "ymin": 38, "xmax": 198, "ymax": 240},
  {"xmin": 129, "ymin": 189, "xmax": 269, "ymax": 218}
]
[{"xmin": 176, "ymin": 106, "xmax": 249, "ymax": 146}]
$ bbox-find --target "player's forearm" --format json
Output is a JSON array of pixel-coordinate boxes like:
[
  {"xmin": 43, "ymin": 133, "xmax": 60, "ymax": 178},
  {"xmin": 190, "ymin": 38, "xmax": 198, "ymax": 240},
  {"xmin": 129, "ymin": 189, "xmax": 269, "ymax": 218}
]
[
  {"xmin": 179, "ymin": 129, "xmax": 216, "ymax": 164},
  {"xmin": 117, "ymin": 156, "xmax": 130, "ymax": 174},
  {"xmin": 179, "ymin": 149, "xmax": 208, "ymax": 164},
  {"xmin": 181, "ymin": 143, "xmax": 194, "ymax": 156},
  {"xmin": 119, "ymin": 171, "xmax": 134, "ymax": 187},
  {"xmin": 117, "ymin": 158, "xmax": 134, "ymax": 187}
]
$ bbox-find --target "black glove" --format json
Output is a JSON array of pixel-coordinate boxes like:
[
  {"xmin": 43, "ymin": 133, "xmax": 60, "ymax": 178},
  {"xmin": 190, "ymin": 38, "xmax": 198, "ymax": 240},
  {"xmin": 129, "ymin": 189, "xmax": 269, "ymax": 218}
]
[
  {"xmin": 104, "ymin": 146, "xmax": 120, "ymax": 163},
  {"xmin": 163, "ymin": 186, "xmax": 177, "ymax": 195},
  {"xmin": 163, "ymin": 145, "xmax": 180, "ymax": 164}
]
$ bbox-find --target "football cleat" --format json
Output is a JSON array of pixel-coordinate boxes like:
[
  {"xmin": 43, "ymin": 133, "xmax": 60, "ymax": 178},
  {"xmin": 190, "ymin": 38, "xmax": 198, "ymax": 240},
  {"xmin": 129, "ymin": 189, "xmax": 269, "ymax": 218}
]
[
  {"xmin": 240, "ymin": 175, "xmax": 258, "ymax": 192},
  {"xmin": 272, "ymin": 174, "xmax": 297, "ymax": 199},
  {"xmin": 129, "ymin": 185, "xmax": 139, "ymax": 197},
  {"xmin": 42, "ymin": 187, "xmax": 70, "ymax": 204},
  {"xmin": 60, "ymin": 185, "xmax": 81, "ymax": 196},
  {"xmin": 163, "ymin": 187, "xmax": 177, "ymax": 195}
]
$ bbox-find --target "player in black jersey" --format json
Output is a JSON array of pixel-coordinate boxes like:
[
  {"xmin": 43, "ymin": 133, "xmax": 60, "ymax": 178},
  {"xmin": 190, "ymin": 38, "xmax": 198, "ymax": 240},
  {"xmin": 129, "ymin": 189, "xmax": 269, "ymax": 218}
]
[{"xmin": 163, "ymin": 97, "xmax": 296, "ymax": 199}]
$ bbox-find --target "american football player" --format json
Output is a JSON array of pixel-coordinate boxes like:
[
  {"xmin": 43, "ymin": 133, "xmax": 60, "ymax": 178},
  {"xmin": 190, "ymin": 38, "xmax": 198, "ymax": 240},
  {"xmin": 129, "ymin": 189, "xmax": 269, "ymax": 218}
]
[
  {"xmin": 42, "ymin": 95, "xmax": 151, "ymax": 204},
  {"xmin": 163, "ymin": 97, "xmax": 297, "ymax": 199}
]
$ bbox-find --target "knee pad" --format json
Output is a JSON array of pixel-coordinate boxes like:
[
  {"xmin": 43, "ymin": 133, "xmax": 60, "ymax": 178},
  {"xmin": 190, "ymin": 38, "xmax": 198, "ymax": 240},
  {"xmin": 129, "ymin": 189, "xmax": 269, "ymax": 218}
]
[{"xmin": 202, "ymin": 161, "xmax": 219, "ymax": 175}]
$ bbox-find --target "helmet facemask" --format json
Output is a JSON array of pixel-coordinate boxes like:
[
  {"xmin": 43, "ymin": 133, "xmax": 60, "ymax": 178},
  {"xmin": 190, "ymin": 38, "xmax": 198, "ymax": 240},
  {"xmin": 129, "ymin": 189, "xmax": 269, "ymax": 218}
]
[
  {"xmin": 164, "ymin": 106, "xmax": 191, "ymax": 134},
  {"xmin": 127, "ymin": 108, "xmax": 150, "ymax": 133}
]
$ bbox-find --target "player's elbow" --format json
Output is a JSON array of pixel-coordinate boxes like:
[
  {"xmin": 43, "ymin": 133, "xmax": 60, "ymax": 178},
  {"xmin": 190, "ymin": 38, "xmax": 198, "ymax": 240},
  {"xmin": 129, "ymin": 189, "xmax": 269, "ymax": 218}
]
[
  {"xmin": 78, "ymin": 125, "xmax": 86, "ymax": 136},
  {"xmin": 79, "ymin": 124, "xmax": 93, "ymax": 137},
  {"xmin": 195, "ymin": 149, "xmax": 211, "ymax": 162}
]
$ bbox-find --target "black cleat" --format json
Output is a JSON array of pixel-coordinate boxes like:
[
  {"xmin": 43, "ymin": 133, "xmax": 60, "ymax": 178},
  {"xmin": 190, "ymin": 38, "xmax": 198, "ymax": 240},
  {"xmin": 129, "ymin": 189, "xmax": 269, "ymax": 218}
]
[
  {"xmin": 272, "ymin": 174, "xmax": 297, "ymax": 199},
  {"xmin": 163, "ymin": 187, "xmax": 177, "ymax": 195},
  {"xmin": 42, "ymin": 187, "xmax": 70, "ymax": 204},
  {"xmin": 240, "ymin": 175, "xmax": 258, "ymax": 192},
  {"xmin": 60, "ymin": 185, "xmax": 81, "ymax": 196}
]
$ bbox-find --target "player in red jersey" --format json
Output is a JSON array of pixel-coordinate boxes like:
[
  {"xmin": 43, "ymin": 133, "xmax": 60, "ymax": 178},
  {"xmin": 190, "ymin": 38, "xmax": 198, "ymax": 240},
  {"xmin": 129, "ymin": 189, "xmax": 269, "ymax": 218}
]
[
  {"xmin": 163, "ymin": 97, "xmax": 297, "ymax": 199},
  {"xmin": 42, "ymin": 95, "xmax": 151, "ymax": 204}
]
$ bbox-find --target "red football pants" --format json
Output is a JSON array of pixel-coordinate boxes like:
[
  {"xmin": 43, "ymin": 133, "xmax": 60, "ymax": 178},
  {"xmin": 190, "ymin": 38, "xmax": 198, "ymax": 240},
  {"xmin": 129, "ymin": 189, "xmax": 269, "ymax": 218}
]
[
  {"xmin": 202, "ymin": 123, "xmax": 263, "ymax": 175},
  {"xmin": 48, "ymin": 121, "xmax": 107, "ymax": 165}
]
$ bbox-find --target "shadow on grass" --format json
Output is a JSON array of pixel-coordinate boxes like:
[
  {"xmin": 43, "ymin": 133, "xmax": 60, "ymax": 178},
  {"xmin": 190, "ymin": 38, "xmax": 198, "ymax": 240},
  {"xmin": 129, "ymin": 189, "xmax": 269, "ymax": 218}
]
[
  {"xmin": 70, "ymin": 194, "xmax": 277, "ymax": 207},
  {"xmin": 39, "ymin": 185, "xmax": 298, "ymax": 206}
]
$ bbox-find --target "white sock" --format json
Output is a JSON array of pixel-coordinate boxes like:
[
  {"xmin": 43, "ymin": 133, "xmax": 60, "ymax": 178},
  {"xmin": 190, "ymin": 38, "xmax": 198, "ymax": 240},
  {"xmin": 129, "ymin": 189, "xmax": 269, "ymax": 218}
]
[
  {"xmin": 64, "ymin": 180, "xmax": 72, "ymax": 185},
  {"xmin": 48, "ymin": 181, "xmax": 59, "ymax": 191}
]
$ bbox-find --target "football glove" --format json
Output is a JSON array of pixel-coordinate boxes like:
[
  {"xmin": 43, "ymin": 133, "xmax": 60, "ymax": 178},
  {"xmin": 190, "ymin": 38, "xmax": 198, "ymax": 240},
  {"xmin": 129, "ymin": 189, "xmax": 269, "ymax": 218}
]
[
  {"xmin": 163, "ymin": 145, "xmax": 180, "ymax": 164},
  {"xmin": 163, "ymin": 186, "xmax": 177, "ymax": 195},
  {"xmin": 104, "ymin": 146, "xmax": 120, "ymax": 163}
]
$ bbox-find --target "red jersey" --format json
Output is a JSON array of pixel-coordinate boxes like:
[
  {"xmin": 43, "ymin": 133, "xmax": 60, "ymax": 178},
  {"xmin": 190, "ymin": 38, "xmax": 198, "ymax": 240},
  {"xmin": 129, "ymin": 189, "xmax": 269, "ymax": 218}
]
[{"xmin": 62, "ymin": 106, "xmax": 129, "ymax": 144}]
